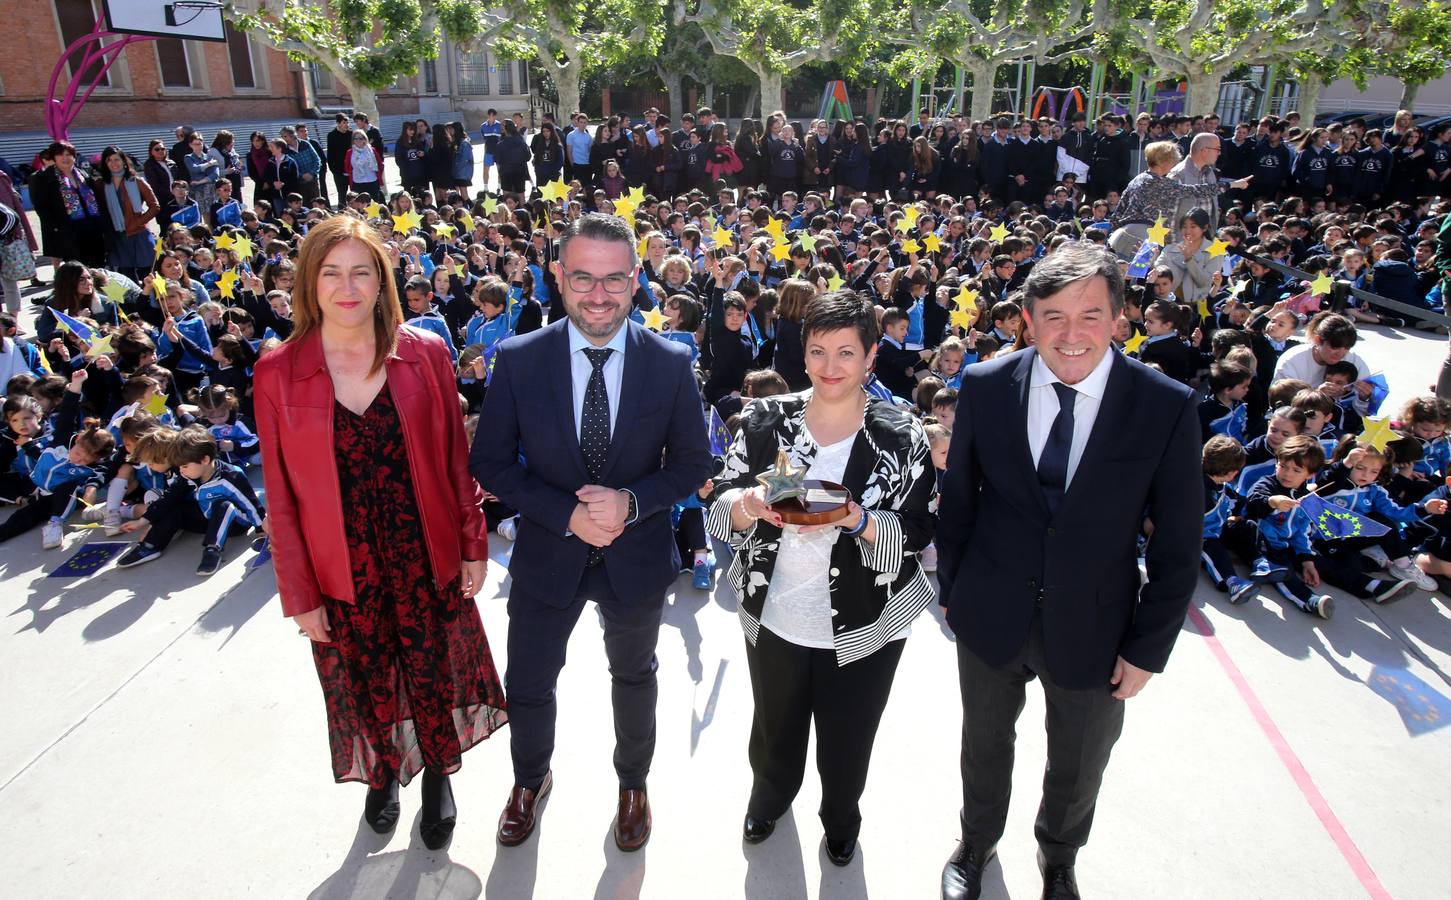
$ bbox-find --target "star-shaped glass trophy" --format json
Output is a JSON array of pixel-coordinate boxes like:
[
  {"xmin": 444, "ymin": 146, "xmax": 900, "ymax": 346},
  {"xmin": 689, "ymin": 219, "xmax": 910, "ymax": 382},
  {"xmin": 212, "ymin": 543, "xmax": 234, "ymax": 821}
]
[{"xmin": 756, "ymin": 450, "xmax": 852, "ymax": 526}]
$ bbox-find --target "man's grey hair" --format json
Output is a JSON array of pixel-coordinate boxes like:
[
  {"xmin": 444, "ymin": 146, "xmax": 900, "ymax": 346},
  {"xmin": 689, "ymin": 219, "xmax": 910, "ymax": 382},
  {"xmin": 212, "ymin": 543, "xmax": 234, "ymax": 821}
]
[
  {"xmin": 1189, "ymin": 132, "xmax": 1221, "ymax": 153},
  {"xmin": 1021, "ymin": 242, "xmax": 1125, "ymax": 316},
  {"xmin": 559, "ymin": 213, "xmax": 640, "ymax": 268}
]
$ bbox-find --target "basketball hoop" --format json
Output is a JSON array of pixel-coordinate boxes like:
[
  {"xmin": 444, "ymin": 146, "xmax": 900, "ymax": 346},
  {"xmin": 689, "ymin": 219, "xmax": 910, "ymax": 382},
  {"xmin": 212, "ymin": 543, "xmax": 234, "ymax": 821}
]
[{"xmin": 165, "ymin": 1, "xmax": 225, "ymax": 29}]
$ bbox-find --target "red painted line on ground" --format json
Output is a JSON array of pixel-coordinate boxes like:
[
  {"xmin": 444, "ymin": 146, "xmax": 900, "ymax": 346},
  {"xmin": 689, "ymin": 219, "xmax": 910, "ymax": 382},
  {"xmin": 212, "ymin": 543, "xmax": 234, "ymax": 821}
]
[{"xmin": 1185, "ymin": 605, "xmax": 1392, "ymax": 900}]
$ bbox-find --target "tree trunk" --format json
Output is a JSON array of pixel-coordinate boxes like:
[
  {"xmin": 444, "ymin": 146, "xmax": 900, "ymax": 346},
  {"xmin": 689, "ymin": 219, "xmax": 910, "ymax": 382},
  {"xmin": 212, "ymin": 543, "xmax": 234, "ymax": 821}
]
[
  {"xmin": 1401, "ymin": 79, "xmax": 1421, "ymax": 111},
  {"xmin": 551, "ymin": 59, "xmax": 582, "ymax": 120},
  {"xmin": 337, "ymin": 71, "xmax": 379, "ymax": 124},
  {"xmin": 1296, "ymin": 71, "xmax": 1325, "ymax": 126},
  {"xmin": 704, "ymin": 82, "xmax": 715, "ymax": 107},
  {"xmin": 659, "ymin": 69, "xmax": 685, "ymax": 123},
  {"xmin": 741, "ymin": 85, "xmax": 758, "ymax": 121},
  {"xmin": 756, "ymin": 68, "xmax": 784, "ymax": 117},
  {"xmin": 963, "ymin": 58, "xmax": 999, "ymax": 122},
  {"xmin": 1184, "ymin": 70, "xmax": 1222, "ymax": 117}
]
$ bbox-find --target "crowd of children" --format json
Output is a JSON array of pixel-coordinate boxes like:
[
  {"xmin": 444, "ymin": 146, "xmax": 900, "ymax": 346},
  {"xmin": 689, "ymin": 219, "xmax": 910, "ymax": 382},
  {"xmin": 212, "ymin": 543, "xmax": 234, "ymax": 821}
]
[{"xmin": 3, "ymin": 103, "xmax": 1451, "ymax": 614}]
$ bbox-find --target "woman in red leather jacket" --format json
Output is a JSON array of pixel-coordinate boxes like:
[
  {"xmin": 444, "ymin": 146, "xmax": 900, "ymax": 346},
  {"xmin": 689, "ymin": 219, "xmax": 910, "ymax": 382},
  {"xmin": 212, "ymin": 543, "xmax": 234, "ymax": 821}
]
[{"xmin": 254, "ymin": 214, "xmax": 506, "ymax": 850}]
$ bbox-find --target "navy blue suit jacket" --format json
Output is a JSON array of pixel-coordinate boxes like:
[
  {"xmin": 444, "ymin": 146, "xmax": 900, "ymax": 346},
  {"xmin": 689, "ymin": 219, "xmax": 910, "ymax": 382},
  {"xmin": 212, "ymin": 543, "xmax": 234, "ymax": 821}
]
[
  {"xmin": 469, "ymin": 318, "xmax": 712, "ymax": 606},
  {"xmin": 936, "ymin": 348, "xmax": 1202, "ymax": 689}
]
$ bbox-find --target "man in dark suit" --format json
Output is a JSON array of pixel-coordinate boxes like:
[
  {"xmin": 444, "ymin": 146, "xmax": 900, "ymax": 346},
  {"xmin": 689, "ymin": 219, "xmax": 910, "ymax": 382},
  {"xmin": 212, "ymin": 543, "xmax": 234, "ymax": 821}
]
[
  {"xmin": 936, "ymin": 243, "xmax": 1201, "ymax": 900},
  {"xmin": 469, "ymin": 213, "xmax": 712, "ymax": 853}
]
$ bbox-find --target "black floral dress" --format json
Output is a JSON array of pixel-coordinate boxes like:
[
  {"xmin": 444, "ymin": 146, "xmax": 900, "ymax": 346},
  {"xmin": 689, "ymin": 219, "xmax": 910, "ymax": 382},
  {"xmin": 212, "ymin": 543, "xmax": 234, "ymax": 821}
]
[{"xmin": 312, "ymin": 383, "xmax": 507, "ymax": 788}]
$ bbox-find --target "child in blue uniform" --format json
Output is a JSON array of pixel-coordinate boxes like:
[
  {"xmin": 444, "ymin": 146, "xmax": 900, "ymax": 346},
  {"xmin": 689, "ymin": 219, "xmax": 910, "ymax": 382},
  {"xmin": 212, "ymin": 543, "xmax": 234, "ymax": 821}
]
[
  {"xmin": 1198, "ymin": 436, "xmax": 1256, "ymax": 604},
  {"xmin": 1240, "ymin": 435, "xmax": 1335, "ymax": 619},
  {"xmin": 192, "ymin": 384, "xmax": 260, "ymax": 467},
  {"xmin": 402, "ymin": 275, "xmax": 458, "ymax": 361}
]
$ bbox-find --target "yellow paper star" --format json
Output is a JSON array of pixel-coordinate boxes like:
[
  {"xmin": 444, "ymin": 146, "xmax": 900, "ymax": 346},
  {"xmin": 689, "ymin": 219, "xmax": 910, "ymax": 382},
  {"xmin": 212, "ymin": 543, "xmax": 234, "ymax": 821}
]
[
  {"xmin": 143, "ymin": 394, "xmax": 169, "ymax": 417},
  {"xmin": 217, "ymin": 270, "xmax": 240, "ymax": 300},
  {"xmin": 391, "ymin": 209, "xmax": 423, "ymax": 235},
  {"xmin": 364, "ymin": 201, "xmax": 384, "ymax": 220},
  {"xmin": 1359, "ymin": 416, "xmax": 1396, "ymax": 453},
  {"xmin": 895, "ymin": 206, "xmax": 921, "ymax": 234},
  {"xmin": 459, "ymin": 212, "xmax": 475, "ymax": 233},
  {"xmin": 541, "ymin": 179, "xmax": 570, "ymax": 204},
  {"xmin": 922, "ymin": 233, "xmax": 942, "ymax": 253},
  {"xmin": 1146, "ymin": 217, "xmax": 1170, "ymax": 246},
  {"xmin": 116, "ymin": 306, "xmax": 131, "ymax": 325},
  {"xmin": 612, "ymin": 197, "xmax": 638, "ymax": 222},
  {"xmin": 624, "ymin": 185, "xmax": 645, "ymax": 206},
  {"xmin": 770, "ymin": 244, "xmax": 791, "ymax": 262},
  {"xmin": 84, "ymin": 334, "xmax": 113, "ymax": 358},
  {"xmin": 950, "ymin": 308, "xmax": 975, "ymax": 331},
  {"xmin": 155, "ymin": 237, "xmax": 165, "ymax": 260},
  {"xmin": 798, "ymin": 232, "xmax": 818, "ymax": 253},
  {"xmin": 231, "ymin": 235, "xmax": 255, "ymax": 260},
  {"xmin": 1230, "ymin": 279, "xmax": 1249, "ymax": 298},
  {"xmin": 70, "ymin": 523, "xmax": 106, "ymax": 530},
  {"xmin": 637, "ymin": 235, "xmax": 650, "ymax": 260},
  {"xmin": 710, "ymin": 224, "xmax": 735, "ymax": 249},
  {"xmin": 214, "ymin": 233, "xmax": 235, "ymax": 251},
  {"xmin": 989, "ymin": 223, "xmax": 1011, "ymax": 243},
  {"xmin": 763, "ymin": 218, "xmax": 787, "ymax": 244},
  {"xmin": 901, "ymin": 238, "xmax": 922, "ymax": 255},
  {"xmin": 825, "ymin": 273, "xmax": 844, "ymax": 292},
  {"xmin": 1309, "ymin": 272, "xmax": 1334, "ymax": 297},
  {"xmin": 1123, "ymin": 331, "xmax": 1147, "ymax": 355},
  {"xmin": 433, "ymin": 222, "xmax": 456, "ymax": 240},
  {"xmin": 1207, "ymin": 238, "xmax": 1229, "ymax": 258},
  {"xmin": 954, "ymin": 287, "xmax": 980, "ymax": 315},
  {"xmin": 481, "ymin": 196, "xmax": 500, "ymax": 216},
  {"xmin": 152, "ymin": 277, "xmax": 167, "ymax": 300},
  {"xmin": 102, "ymin": 279, "xmax": 129, "ymax": 306},
  {"xmin": 1198, "ymin": 298, "xmax": 1212, "ymax": 320},
  {"xmin": 641, "ymin": 306, "xmax": 669, "ymax": 332}
]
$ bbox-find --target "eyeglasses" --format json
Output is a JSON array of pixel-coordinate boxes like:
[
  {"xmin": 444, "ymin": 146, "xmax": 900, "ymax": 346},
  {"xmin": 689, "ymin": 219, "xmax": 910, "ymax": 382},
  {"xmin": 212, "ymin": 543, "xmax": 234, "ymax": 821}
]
[{"xmin": 564, "ymin": 270, "xmax": 633, "ymax": 294}]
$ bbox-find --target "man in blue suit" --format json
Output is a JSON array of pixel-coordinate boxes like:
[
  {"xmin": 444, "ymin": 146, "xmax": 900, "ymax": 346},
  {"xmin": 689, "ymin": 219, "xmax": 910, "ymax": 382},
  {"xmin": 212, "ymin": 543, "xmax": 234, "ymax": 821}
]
[
  {"xmin": 936, "ymin": 243, "xmax": 1202, "ymax": 900},
  {"xmin": 470, "ymin": 213, "xmax": 712, "ymax": 853}
]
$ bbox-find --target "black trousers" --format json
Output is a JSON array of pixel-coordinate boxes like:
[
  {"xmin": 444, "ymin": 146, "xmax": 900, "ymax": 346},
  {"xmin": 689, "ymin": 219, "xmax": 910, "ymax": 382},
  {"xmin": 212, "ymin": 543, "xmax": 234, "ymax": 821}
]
[
  {"xmin": 1201, "ymin": 536, "xmax": 1239, "ymax": 588},
  {"xmin": 744, "ymin": 626, "xmax": 905, "ymax": 842},
  {"xmin": 0, "ymin": 486, "xmax": 80, "ymax": 542},
  {"xmin": 957, "ymin": 612, "xmax": 1125, "ymax": 866},
  {"xmin": 146, "ymin": 497, "xmax": 251, "ymax": 551},
  {"xmin": 329, "ymin": 167, "xmax": 349, "ymax": 206},
  {"xmin": 505, "ymin": 563, "xmax": 664, "ymax": 791}
]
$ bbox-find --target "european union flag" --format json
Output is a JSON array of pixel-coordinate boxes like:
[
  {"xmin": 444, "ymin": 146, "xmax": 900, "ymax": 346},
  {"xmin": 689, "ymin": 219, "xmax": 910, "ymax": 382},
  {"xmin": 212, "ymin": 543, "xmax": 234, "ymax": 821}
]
[
  {"xmin": 214, "ymin": 199, "xmax": 242, "ymax": 228},
  {"xmin": 1362, "ymin": 372, "xmax": 1390, "ymax": 417},
  {"xmin": 50, "ymin": 541, "xmax": 128, "ymax": 577},
  {"xmin": 1209, "ymin": 403, "xmax": 1247, "ymax": 442},
  {"xmin": 1367, "ymin": 665, "xmax": 1450, "ymax": 736},
  {"xmin": 1300, "ymin": 493, "xmax": 1390, "ymax": 541},
  {"xmin": 50, "ymin": 308, "xmax": 95, "ymax": 344},
  {"xmin": 1127, "ymin": 239, "xmax": 1160, "ymax": 279},
  {"xmin": 482, "ymin": 333, "xmax": 510, "ymax": 387},
  {"xmin": 707, "ymin": 406, "xmax": 732, "ymax": 456}
]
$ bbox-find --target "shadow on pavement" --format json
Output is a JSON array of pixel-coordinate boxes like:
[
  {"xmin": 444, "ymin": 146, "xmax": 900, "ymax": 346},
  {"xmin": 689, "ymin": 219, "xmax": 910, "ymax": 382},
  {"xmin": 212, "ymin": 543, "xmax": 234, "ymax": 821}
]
[
  {"xmin": 742, "ymin": 810, "xmax": 808, "ymax": 899},
  {"xmin": 309, "ymin": 813, "xmax": 482, "ymax": 900},
  {"xmin": 593, "ymin": 826, "xmax": 647, "ymax": 899}
]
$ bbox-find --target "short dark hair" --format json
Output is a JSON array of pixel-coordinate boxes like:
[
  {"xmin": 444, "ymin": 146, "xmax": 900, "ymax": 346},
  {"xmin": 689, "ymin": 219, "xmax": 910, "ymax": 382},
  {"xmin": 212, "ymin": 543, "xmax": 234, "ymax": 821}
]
[
  {"xmin": 1203, "ymin": 435, "xmax": 1246, "ymax": 476},
  {"xmin": 801, "ymin": 289, "xmax": 879, "ymax": 355},
  {"xmin": 172, "ymin": 425, "xmax": 218, "ymax": 466},
  {"xmin": 1277, "ymin": 434, "xmax": 1325, "ymax": 471},
  {"xmin": 1020, "ymin": 241, "xmax": 1125, "ymax": 316},
  {"xmin": 1209, "ymin": 360, "xmax": 1253, "ymax": 393},
  {"xmin": 558, "ymin": 213, "xmax": 639, "ymax": 268}
]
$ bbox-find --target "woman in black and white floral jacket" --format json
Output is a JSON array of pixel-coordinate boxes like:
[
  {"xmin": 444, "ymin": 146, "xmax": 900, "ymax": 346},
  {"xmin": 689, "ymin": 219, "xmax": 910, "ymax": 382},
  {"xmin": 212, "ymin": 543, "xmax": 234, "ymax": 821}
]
[{"xmin": 705, "ymin": 289, "xmax": 937, "ymax": 867}]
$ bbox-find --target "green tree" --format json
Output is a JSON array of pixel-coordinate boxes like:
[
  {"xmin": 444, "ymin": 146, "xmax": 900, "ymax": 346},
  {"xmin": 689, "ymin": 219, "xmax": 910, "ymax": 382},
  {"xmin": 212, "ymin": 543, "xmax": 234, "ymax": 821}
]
[{"xmin": 224, "ymin": 0, "xmax": 501, "ymax": 122}]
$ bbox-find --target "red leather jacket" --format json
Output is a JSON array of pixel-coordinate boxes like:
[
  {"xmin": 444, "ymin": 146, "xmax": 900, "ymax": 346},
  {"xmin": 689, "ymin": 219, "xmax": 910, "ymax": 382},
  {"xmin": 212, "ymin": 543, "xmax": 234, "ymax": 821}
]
[{"xmin": 254, "ymin": 325, "xmax": 487, "ymax": 617}]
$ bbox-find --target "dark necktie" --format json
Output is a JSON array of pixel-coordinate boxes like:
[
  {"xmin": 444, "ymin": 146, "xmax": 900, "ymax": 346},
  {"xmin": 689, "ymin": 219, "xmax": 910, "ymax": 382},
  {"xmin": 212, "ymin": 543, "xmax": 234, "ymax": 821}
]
[
  {"xmin": 1037, "ymin": 382, "xmax": 1077, "ymax": 516},
  {"xmin": 580, "ymin": 347, "xmax": 612, "ymax": 565}
]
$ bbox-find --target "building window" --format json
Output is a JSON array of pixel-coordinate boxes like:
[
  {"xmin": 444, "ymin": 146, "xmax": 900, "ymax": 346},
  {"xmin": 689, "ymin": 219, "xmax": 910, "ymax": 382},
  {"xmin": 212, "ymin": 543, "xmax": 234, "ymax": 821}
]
[
  {"xmin": 422, "ymin": 59, "xmax": 437, "ymax": 94},
  {"xmin": 224, "ymin": 21, "xmax": 257, "ymax": 89},
  {"xmin": 518, "ymin": 61, "xmax": 529, "ymax": 93},
  {"xmin": 54, "ymin": 0, "xmax": 110, "ymax": 88},
  {"xmin": 155, "ymin": 39, "xmax": 193, "ymax": 87},
  {"xmin": 457, "ymin": 46, "xmax": 489, "ymax": 95},
  {"xmin": 496, "ymin": 53, "xmax": 513, "ymax": 95},
  {"xmin": 310, "ymin": 63, "xmax": 335, "ymax": 95}
]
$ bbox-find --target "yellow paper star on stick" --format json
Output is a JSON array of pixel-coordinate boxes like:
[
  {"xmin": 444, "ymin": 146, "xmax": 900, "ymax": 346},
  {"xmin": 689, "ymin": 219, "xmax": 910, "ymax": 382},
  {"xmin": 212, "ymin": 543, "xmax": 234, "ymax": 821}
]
[
  {"xmin": 1198, "ymin": 298, "xmax": 1212, "ymax": 320},
  {"xmin": 1146, "ymin": 216, "xmax": 1170, "ymax": 246},
  {"xmin": 710, "ymin": 224, "xmax": 735, "ymax": 249},
  {"xmin": 155, "ymin": 237, "xmax": 165, "ymax": 260},
  {"xmin": 612, "ymin": 197, "xmax": 638, "ymax": 222},
  {"xmin": 798, "ymin": 232, "xmax": 818, "ymax": 253},
  {"xmin": 950, "ymin": 308, "xmax": 975, "ymax": 331},
  {"xmin": 895, "ymin": 205, "xmax": 920, "ymax": 233},
  {"xmin": 102, "ymin": 279, "xmax": 129, "ymax": 306},
  {"xmin": 391, "ymin": 209, "xmax": 423, "ymax": 235},
  {"xmin": 1207, "ymin": 238, "xmax": 1229, "ymax": 258},
  {"xmin": 1358, "ymin": 416, "xmax": 1396, "ymax": 453},
  {"xmin": 216, "ymin": 270, "xmax": 240, "ymax": 300},
  {"xmin": 1309, "ymin": 272, "xmax": 1334, "ymax": 297},
  {"xmin": 143, "ymin": 394, "xmax": 170, "ymax": 417},
  {"xmin": 637, "ymin": 235, "xmax": 650, "ymax": 260},
  {"xmin": 825, "ymin": 273, "xmax": 844, "ymax": 292},
  {"xmin": 541, "ymin": 179, "xmax": 570, "ymax": 204},
  {"xmin": 1123, "ymin": 331, "xmax": 1148, "ymax": 355},
  {"xmin": 922, "ymin": 233, "xmax": 942, "ymax": 253},
  {"xmin": 954, "ymin": 286, "xmax": 979, "ymax": 313},
  {"xmin": 152, "ymin": 276, "xmax": 167, "ymax": 300},
  {"xmin": 770, "ymin": 244, "xmax": 792, "ymax": 262},
  {"xmin": 626, "ymin": 185, "xmax": 646, "ymax": 205},
  {"xmin": 364, "ymin": 200, "xmax": 384, "ymax": 220},
  {"xmin": 901, "ymin": 238, "xmax": 922, "ymax": 255},
  {"xmin": 989, "ymin": 223, "xmax": 1011, "ymax": 243},
  {"xmin": 641, "ymin": 306, "xmax": 669, "ymax": 332},
  {"xmin": 84, "ymin": 334, "xmax": 113, "ymax": 358},
  {"xmin": 433, "ymin": 222, "xmax": 456, "ymax": 240},
  {"xmin": 481, "ymin": 196, "xmax": 500, "ymax": 216},
  {"xmin": 763, "ymin": 218, "xmax": 787, "ymax": 244},
  {"xmin": 459, "ymin": 212, "xmax": 476, "ymax": 233},
  {"xmin": 214, "ymin": 233, "xmax": 235, "ymax": 251},
  {"xmin": 231, "ymin": 235, "xmax": 255, "ymax": 260}
]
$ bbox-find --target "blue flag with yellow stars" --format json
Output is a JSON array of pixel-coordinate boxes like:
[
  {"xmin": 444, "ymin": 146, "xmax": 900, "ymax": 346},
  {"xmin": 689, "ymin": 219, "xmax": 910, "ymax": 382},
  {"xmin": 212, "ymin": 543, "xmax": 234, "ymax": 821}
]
[
  {"xmin": 1300, "ymin": 494, "xmax": 1390, "ymax": 540},
  {"xmin": 707, "ymin": 405, "xmax": 732, "ymax": 456},
  {"xmin": 50, "ymin": 541, "xmax": 129, "ymax": 577},
  {"xmin": 1367, "ymin": 665, "xmax": 1450, "ymax": 736}
]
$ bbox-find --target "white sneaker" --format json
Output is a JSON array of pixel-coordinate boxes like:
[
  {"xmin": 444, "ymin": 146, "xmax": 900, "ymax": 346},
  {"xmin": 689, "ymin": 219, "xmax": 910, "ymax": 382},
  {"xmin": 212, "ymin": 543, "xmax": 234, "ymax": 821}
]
[
  {"xmin": 102, "ymin": 507, "xmax": 123, "ymax": 536},
  {"xmin": 1388, "ymin": 558, "xmax": 1437, "ymax": 591},
  {"xmin": 81, "ymin": 504, "xmax": 107, "ymax": 522},
  {"xmin": 920, "ymin": 542, "xmax": 938, "ymax": 572},
  {"xmin": 41, "ymin": 519, "xmax": 63, "ymax": 550},
  {"xmin": 1360, "ymin": 545, "xmax": 1391, "ymax": 570},
  {"xmin": 497, "ymin": 516, "xmax": 518, "ymax": 542}
]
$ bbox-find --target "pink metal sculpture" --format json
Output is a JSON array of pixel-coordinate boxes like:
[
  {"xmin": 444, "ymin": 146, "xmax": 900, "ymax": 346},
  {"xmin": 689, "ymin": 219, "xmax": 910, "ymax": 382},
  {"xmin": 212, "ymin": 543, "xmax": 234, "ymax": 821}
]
[{"xmin": 46, "ymin": 14, "xmax": 156, "ymax": 142}]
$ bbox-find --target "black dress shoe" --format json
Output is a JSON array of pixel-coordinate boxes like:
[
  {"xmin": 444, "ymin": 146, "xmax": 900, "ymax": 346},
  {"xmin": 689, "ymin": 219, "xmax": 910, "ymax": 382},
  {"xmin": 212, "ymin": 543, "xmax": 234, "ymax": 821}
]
[
  {"xmin": 824, "ymin": 837, "xmax": 856, "ymax": 867},
  {"xmin": 1038, "ymin": 849, "xmax": 1080, "ymax": 900},
  {"xmin": 420, "ymin": 771, "xmax": 457, "ymax": 851},
  {"xmin": 742, "ymin": 814, "xmax": 776, "ymax": 844},
  {"xmin": 942, "ymin": 841, "xmax": 997, "ymax": 900},
  {"xmin": 363, "ymin": 778, "xmax": 400, "ymax": 834}
]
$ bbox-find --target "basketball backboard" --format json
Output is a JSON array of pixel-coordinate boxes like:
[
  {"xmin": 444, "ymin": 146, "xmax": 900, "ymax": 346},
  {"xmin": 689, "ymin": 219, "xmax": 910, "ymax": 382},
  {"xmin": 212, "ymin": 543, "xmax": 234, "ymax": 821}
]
[{"xmin": 103, "ymin": 0, "xmax": 226, "ymax": 42}]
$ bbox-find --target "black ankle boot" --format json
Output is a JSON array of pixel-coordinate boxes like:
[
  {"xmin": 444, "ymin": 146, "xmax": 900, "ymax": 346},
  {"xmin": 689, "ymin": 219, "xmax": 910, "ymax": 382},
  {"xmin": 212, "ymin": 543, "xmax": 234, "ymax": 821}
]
[
  {"xmin": 363, "ymin": 777, "xmax": 400, "ymax": 834},
  {"xmin": 420, "ymin": 771, "xmax": 456, "ymax": 850}
]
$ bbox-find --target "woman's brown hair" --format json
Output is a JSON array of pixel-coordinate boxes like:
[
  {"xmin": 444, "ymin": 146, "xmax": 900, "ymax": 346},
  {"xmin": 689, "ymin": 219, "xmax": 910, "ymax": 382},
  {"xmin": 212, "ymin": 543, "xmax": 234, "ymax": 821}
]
[{"xmin": 287, "ymin": 214, "xmax": 402, "ymax": 375}]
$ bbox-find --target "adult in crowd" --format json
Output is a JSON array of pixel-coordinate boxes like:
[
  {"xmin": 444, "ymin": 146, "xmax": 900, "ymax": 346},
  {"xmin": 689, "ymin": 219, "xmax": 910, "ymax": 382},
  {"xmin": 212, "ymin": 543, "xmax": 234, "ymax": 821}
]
[
  {"xmin": 209, "ymin": 130, "xmax": 246, "ymax": 203},
  {"xmin": 938, "ymin": 243, "xmax": 1201, "ymax": 900},
  {"xmin": 296, "ymin": 123, "xmax": 329, "ymax": 206},
  {"xmin": 1168, "ymin": 132, "xmax": 1227, "ymax": 228},
  {"xmin": 1272, "ymin": 311, "xmax": 1374, "ymax": 404},
  {"xmin": 1157, "ymin": 208, "xmax": 1218, "ymax": 306},
  {"xmin": 326, "ymin": 113, "xmax": 353, "ymax": 207},
  {"xmin": 143, "ymin": 139, "xmax": 174, "ymax": 206},
  {"xmin": 254, "ymin": 215, "xmax": 506, "ymax": 852},
  {"xmin": 31, "ymin": 140, "xmax": 106, "ymax": 268},
  {"xmin": 1109, "ymin": 141, "xmax": 1249, "ymax": 257},
  {"xmin": 469, "ymin": 213, "xmax": 711, "ymax": 853},
  {"xmin": 344, "ymin": 129, "xmax": 385, "ymax": 201},
  {"xmin": 705, "ymin": 289, "xmax": 936, "ymax": 867},
  {"xmin": 182, "ymin": 131, "xmax": 221, "ymax": 215},
  {"xmin": 492, "ymin": 121, "xmax": 532, "ymax": 200},
  {"xmin": 0, "ymin": 167, "xmax": 38, "ymax": 316},
  {"xmin": 281, "ymin": 125, "xmax": 323, "ymax": 205},
  {"xmin": 94, "ymin": 146, "xmax": 159, "ymax": 284}
]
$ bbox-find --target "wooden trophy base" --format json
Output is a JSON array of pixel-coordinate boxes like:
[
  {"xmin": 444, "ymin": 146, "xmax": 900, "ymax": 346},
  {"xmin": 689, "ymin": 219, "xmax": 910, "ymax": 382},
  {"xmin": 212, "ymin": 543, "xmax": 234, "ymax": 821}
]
[{"xmin": 769, "ymin": 480, "xmax": 853, "ymax": 526}]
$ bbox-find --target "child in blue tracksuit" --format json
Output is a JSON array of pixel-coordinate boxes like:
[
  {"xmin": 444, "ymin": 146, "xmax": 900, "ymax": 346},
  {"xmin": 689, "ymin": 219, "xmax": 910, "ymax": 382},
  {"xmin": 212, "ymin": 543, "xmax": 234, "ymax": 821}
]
[
  {"xmin": 193, "ymin": 384, "xmax": 260, "ymax": 467},
  {"xmin": 117, "ymin": 425, "xmax": 264, "ymax": 576},
  {"xmin": 81, "ymin": 412, "xmax": 170, "ymax": 535},
  {"xmin": 0, "ymin": 372, "xmax": 115, "ymax": 548},
  {"xmin": 403, "ymin": 275, "xmax": 458, "ymax": 360},
  {"xmin": 464, "ymin": 278, "xmax": 514, "ymax": 349},
  {"xmin": 1199, "ymin": 436, "xmax": 1257, "ymax": 604},
  {"xmin": 1240, "ymin": 435, "xmax": 1334, "ymax": 618},
  {"xmin": 1397, "ymin": 395, "xmax": 1451, "ymax": 481}
]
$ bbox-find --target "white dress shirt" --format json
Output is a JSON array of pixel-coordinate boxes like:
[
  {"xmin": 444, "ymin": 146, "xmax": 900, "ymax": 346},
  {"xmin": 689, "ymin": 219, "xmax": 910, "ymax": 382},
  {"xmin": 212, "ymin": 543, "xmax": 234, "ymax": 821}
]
[
  {"xmin": 567, "ymin": 319, "xmax": 627, "ymax": 438},
  {"xmin": 1027, "ymin": 349, "xmax": 1115, "ymax": 489}
]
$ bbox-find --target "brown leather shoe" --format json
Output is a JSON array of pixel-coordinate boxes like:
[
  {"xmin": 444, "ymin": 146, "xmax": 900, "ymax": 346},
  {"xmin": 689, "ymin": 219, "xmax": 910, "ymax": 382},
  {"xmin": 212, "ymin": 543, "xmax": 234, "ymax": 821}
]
[
  {"xmin": 496, "ymin": 771, "xmax": 552, "ymax": 846},
  {"xmin": 613, "ymin": 788, "xmax": 651, "ymax": 851}
]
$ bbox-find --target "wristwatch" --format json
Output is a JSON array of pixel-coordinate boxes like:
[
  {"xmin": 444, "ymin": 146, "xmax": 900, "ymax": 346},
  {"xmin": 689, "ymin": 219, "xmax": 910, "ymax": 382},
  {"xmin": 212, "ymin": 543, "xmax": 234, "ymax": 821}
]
[{"xmin": 623, "ymin": 489, "xmax": 638, "ymax": 524}]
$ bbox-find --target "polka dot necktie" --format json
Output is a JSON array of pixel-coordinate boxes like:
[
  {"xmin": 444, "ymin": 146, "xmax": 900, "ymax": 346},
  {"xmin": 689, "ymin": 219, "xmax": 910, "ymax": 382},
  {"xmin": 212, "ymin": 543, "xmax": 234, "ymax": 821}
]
[{"xmin": 581, "ymin": 347, "xmax": 612, "ymax": 565}]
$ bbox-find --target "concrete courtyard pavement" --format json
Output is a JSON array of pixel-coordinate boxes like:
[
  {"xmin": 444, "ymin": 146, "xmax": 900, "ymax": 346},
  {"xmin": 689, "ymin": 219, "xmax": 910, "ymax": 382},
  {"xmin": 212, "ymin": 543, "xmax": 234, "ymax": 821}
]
[{"xmin": 3, "ymin": 286, "xmax": 1451, "ymax": 897}]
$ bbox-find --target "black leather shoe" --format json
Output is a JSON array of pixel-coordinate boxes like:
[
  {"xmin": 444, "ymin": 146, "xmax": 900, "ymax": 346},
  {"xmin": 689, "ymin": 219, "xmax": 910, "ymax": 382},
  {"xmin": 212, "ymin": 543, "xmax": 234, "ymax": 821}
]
[
  {"xmin": 363, "ymin": 778, "xmax": 400, "ymax": 834},
  {"xmin": 824, "ymin": 837, "xmax": 856, "ymax": 867},
  {"xmin": 742, "ymin": 814, "xmax": 776, "ymax": 844},
  {"xmin": 942, "ymin": 841, "xmax": 997, "ymax": 900},
  {"xmin": 420, "ymin": 771, "xmax": 456, "ymax": 851},
  {"xmin": 1038, "ymin": 849, "xmax": 1081, "ymax": 900}
]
